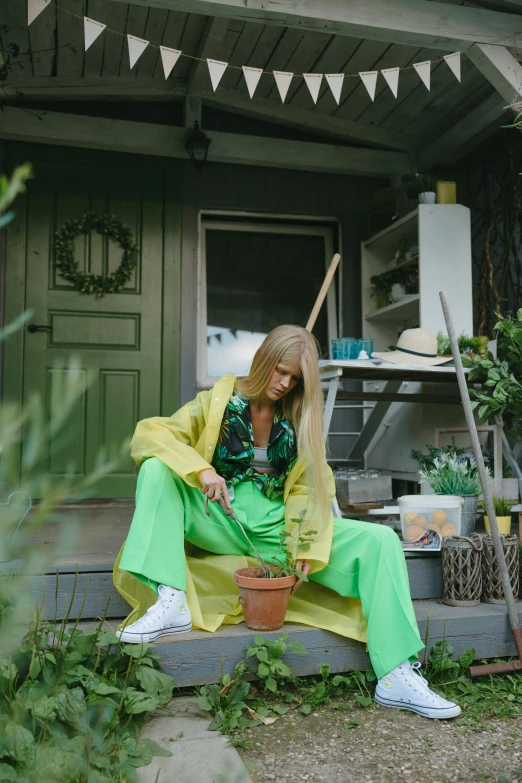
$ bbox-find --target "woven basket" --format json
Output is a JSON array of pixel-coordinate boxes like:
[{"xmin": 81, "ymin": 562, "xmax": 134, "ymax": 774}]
[
  {"xmin": 442, "ymin": 535, "xmax": 483, "ymax": 607},
  {"xmin": 481, "ymin": 534, "xmax": 520, "ymax": 604}
]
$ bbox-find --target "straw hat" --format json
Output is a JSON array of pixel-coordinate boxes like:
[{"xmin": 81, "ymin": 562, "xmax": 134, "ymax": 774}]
[{"xmin": 373, "ymin": 328, "xmax": 452, "ymax": 366}]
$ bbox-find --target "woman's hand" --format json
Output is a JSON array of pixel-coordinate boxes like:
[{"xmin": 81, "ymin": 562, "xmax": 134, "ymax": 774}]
[
  {"xmin": 291, "ymin": 560, "xmax": 311, "ymax": 594},
  {"xmin": 198, "ymin": 469, "xmax": 232, "ymax": 514}
]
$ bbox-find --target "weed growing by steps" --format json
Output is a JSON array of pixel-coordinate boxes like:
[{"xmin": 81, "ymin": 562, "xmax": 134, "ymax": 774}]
[
  {"xmin": 196, "ymin": 635, "xmax": 522, "ymax": 745},
  {"xmin": 0, "ymin": 580, "xmax": 175, "ymax": 783}
]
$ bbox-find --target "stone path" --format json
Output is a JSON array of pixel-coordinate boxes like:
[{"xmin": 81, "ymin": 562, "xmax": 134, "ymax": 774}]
[{"xmin": 136, "ymin": 696, "xmax": 252, "ymax": 783}]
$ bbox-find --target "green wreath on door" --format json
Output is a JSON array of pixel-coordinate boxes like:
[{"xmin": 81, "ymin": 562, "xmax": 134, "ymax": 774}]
[{"xmin": 54, "ymin": 212, "xmax": 139, "ymax": 297}]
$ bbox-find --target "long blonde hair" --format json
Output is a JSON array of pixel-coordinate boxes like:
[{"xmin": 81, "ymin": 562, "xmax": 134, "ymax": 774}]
[{"xmin": 236, "ymin": 325, "xmax": 330, "ymax": 526}]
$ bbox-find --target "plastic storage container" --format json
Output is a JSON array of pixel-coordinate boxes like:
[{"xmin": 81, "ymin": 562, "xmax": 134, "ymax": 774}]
[{"xmin": 398, "ymin": 495, "xmax": 463, "ymax": 551}]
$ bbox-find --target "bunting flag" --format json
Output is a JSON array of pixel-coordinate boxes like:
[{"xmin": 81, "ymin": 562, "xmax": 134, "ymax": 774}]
[
  {"xmin": 160, "ymin": 45, "xmax": 181, "ymax": 79},
  {"xmin": 303, "ymin": 73, "xmax": 323, "ymax": 104},
  {"xmin": 127, "ymin": 34, "xmax": 149, "ymax": 69},
  {"xmin": 242, "ymin": 65, "xmax": 263, "ymax": 99},
  {"xmin": 382, "ymin": 67, "xmax": 400, "ymax": 98},
  {"xmin": 207, "ymin": 58, "xmax": 228, "ymax": 91},
  {"xmin": 444, "ymin": 52, "xmax": 461, "ymax": 82},
  {"xmin": 273, "ymin": 71, "xmax": 293, "ymax": 103},
  {"xmin": 28, "ymin": 0, "xmax": 50, "ymax": 25},
  {"xmin": 325, "ymin": 73, "xmax": 344, "ymax": 105},
  {"xmin": 413, "ymin": 60, "xmax": 431, "ymax": 90},
  {"xmin": 84, "ymin": 17, "xmax": 106, "ymax": 52},
  {"xmin": 23, "ymin": 3, "xmax": 467, "ymax": 105},
  {"xmin": 359, "ymin": 71, "xmax": 378, "ymax": 101}
]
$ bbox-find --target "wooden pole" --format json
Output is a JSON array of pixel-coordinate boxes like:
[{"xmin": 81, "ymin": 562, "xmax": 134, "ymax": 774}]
[
  {"xmin": 439, "ymin": 290, "xmax": 522, "ymax": 675},
  {"xmin": 306, "ymin": 253, "xmax": 341, "ymax": 333}
]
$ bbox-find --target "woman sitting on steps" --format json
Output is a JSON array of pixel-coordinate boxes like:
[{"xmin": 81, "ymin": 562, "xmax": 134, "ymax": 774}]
[{"xmin": 113, "ymin": 324, "xmax": 461, "ymax": 721}]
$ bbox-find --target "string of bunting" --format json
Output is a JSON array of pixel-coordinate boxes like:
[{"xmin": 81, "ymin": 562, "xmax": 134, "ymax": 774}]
[{"xmin": 29, "ymin": 0, "xmax": 481, "ymax": 103}]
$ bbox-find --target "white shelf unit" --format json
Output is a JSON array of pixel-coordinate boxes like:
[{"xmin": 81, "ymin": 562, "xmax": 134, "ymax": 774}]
[{"xmin": 362, "ymin": 205, "xmax": 473, "ymax": 352}]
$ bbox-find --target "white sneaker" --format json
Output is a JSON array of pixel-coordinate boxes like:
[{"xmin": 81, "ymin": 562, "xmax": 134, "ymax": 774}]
[
  {"xmin": 115, "ymin": 584, "xmax": 192, "ymax": 643},
  {"xmin": 375, "ymin": 661, "xmax": 461, "ymax": 720}
]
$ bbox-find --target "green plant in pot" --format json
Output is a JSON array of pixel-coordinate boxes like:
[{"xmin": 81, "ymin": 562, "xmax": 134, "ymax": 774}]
[
  {"xmin": 415, "ymin": 172, "xmax": 438, "ymax": 205},
  {"xmin": 417, "ymin": 453, "xmax": 489, "ymax": 537},
  {"xmin": 370, "ymin": 267, "xmax": 419, "ymax": 310},
  {"xmin": 234, "ymin": 513, "xmax": 316, "ymax": 632},
  {"xmin": 479, "ymin": 495, "xmax": 513, "ymax": 535}
]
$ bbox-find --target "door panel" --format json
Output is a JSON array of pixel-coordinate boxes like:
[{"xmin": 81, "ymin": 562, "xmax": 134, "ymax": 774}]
[{"xmin": 5, "ymin": 153, "xmax": 180, "ymax": 498}]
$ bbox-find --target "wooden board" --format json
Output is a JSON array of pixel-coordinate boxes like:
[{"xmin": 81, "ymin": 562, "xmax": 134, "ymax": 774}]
[{"xmin": 74, "ymin": 600, "xmax": 522, "ymax": 686}]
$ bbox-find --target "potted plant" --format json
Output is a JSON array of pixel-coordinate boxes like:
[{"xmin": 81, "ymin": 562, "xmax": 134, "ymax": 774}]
[
  {"xmin": 416, "ymin": 452, "xmax": 490, "ymax": 537},
  {"xmin": 436, "ymin": 332, "xmax": 488, "ymax": 360},
  {"xmin": 415, "ymin": 172, "xmax": 438, "ymax": 204},
  {"xmin": 479, "ymin": 495, "xmax": 513, "ymax": 535},
  {"xmin": 370, "ymin": 267, "xmax": 419, "ymax": 309},
  {"xmin": 234, "ymin": 514, "xmax": 316, "ymax": 632}
]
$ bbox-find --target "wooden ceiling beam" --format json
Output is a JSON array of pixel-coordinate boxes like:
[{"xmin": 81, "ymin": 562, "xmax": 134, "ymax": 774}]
[
  {"xmin": 466, "ymin": 43, "xmax": 522, "ymax": 104},
  {"xmin": 0, "ymin": 77, "xmax": 187, "ymax": 101},
  {"xmin": 198, "ymin": 88, "xmax": 417, "ymax": 151},
  {"xmin": 111, "ymin": 0, "xmax": 522, "ymax": 52},
  {"xmin": 0, "ymin": 106, "xmax": 414, "ymax": 177}
]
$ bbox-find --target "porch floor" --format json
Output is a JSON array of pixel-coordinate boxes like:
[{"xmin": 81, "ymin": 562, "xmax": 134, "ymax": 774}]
[{"xmin": 5, "ymin": 506, "xmax": 522, "ymax": 687}]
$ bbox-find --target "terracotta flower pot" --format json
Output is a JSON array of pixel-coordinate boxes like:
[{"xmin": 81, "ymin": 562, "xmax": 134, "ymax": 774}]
[
  {"xmin": 484, "ymin": 516, "xmax": 512, "ymax": 535},
  {"xmin": 234, "ymin": 567, "xmax": 296, "ymax": 632}
]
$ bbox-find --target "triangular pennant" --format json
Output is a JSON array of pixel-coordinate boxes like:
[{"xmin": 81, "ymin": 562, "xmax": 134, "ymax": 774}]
[
  {"xmin": 325, "ymin": 74, "xmax": 344, "ymax": 105},
  {"xmin": 127, "ymin": 34, "xmax": 149, "ymax": 69},
  {"xmin": 413, "ymin": 60, "xmax": 431, "ymax": 91},
  {"xmin": 242, "ymin": 65, "xmax": 263, "ymax": 99},
  {"xmin": 444, "ymin": 52, "xmax": 461, "ymax": 83},
  {"xmin": 382, "ymin": 67, "xmax": 400, "ymax": 98},
  {"xmin": 28, "ymin": 0, "xmax": 50, "ymax": 25},
  {"xmin": 303, "ymin": 73, "xmax": 323, "ymax": 104},
  {"xmin": 160, "ymin": 46, "xmax": 182, "ymax": 79},
  {"xmin": 359, "ymin": 71, "xmax": 378, "ymax": 101},
  {"xmin": 207, "ymin": 58, "xmax": 228, "ymax": 91},
  {"xmin": 273, "ymin": 71, "xmax": 293, "ymax": 103},
  {"xmin": 84, "ymin": 17, "xmax": 106, "ymax": 52}
]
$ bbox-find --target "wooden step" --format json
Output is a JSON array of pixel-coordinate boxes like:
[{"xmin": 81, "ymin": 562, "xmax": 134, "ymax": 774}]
[
  {"xmin": 75, "ymin": 601, "xmax": 522, "ymax": 687},
  {"xmin": 3, "ymin": 507, "xmax": 443, "ymax": 621},
  {"xmin": 13, "ymin": 553, "xmax": 442, "ymax": 622}
]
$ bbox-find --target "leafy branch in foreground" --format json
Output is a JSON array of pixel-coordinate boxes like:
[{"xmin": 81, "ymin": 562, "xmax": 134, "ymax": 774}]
[{"xmin": 0, "ymin": 584, "xmax": 174, "ymax": 783}]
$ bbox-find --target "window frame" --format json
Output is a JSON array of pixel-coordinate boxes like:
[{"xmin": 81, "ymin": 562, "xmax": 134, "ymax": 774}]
[{"xmin": 197, "ymin": 213, "xmax": 339, "ymax": 388}]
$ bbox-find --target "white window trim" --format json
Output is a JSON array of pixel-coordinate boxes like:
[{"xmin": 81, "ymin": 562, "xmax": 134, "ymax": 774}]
[{"xmin": 198, "ymin": 215, "xmax": 339, "ymax": 388}]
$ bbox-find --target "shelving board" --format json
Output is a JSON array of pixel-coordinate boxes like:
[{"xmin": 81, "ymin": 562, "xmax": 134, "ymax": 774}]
[
  {"xmin": 363, "ymin": 209, "xmax": 418, "ymax": 249},
  {"xmin": 365, "ymin": 294, "xmax": 419, "ymax": 321}
]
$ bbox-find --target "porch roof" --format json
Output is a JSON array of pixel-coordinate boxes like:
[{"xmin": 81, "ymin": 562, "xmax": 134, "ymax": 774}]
[{"xmin": 1, "ymin": 0, "xmax": 520, "ymax": 170}]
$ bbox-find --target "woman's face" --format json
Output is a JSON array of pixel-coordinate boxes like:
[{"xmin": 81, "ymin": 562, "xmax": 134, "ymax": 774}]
[{"xmin": 265, "ymin": 360, "xmax": 302, "ymax": 402}]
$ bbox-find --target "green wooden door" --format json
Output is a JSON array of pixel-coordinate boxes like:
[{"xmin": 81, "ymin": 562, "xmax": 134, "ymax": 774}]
[{"xmin": 4, "ymin": 148, "xmax": 181, "ymax": 498}]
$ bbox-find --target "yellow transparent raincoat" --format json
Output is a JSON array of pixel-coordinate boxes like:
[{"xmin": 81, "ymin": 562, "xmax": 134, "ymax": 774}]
[{"xmin": 113, "ymin": 374, "xmax": 367, "ymax": 643}]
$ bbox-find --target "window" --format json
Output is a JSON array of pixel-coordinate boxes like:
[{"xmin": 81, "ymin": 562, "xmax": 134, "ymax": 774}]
[{"xmin": 198, "ymin": 217, "xmax": 339, "ymax": 386}]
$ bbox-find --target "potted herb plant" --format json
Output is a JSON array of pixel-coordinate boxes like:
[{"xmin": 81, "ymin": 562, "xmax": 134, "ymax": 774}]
[
  {"xmin": 479, "ymin": 496, "xmax": 513, "ymax": 535},
  {"xmin": 415, "ymin": 172, "xmax": 438, "ymax": 204},
  {"xmin": 436, "ymin": 332, "xmax": 488, "ymax": 360},
  {"xmin": 417, "ymin": 453, "xmax": 490, "ymax": 537},
  {"xmin": 234, "ymin": 514, "xmax": 317, "ymax": 632},
  {"xmin": 370, "ymin": 267, "xmax": 419, "ymax": 310}
]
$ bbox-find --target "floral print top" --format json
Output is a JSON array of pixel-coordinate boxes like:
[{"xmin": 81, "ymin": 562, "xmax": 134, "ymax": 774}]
[{"xmin": 212, "ymin": 389, "xmax": 297, "ymax": 499}]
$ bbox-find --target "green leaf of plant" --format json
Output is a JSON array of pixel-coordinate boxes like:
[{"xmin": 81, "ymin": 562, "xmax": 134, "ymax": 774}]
[
  {"xmin": 135, "ymin": 668, "xmax": 173, "ymax": 705},
  {"xmin": 257, "ymin": 662, "xmax": 270, "ymax": 678},
  {"xmin": 122, "ymin": 643, "xmax": 152, "ymax": 658},
  {"xmin": 0, "ymin": 764, "xmax": 18, "ymax": 782},
  {"xmin": 93, "ymin": 681, "xmax": 122, "ymax": 696},
  {"xmin": 136, "ymin": 738, "xmax": 172, "ymax": 759},
  {"xmin": 270, "ymin": 704, "xmax": 289, "ymax": 716},
  {"xmin": 300, "ymin": 704, "xmax": 312, "ymax": 715},
  {"xmin": 254, "ymin": 635, "xmax": 265, "ymax": 646},
  {"xmin": 355, "ymin": 695, "xmax": 372, "ymax": 708},
  {"xmin": 2, "ymin": 723, "xmax": 35, "ymax": 766},
  {"xmin": 195, "ymin": 695, "xmax": 212, "ymax": 712},
  {"xmin": 124, "ymin": 687, "xmax": 160, "ymax": 714},
  {"xmin": 256, "ymin": 649, "xmax": 269, "ymax": 663},
  {"xmin": 344, "ymin": 721, "xmax": 359, "ymax": 729},
  {"xmin": 96, "ymin": 630, "xmax": 122, "ymax": 646},
  {"xmin": 287, "ymin": 641, "xmax": 307, "ymax": 655},
  {"xmin": 265, "ymin": 677, "xmax": 277, "ymax": 693},
  {"xmin": 459, "ymin": 649, "xmax": 476, "ymax": 669},
  {"xmin": 55, "ymin": 687, "xmax": 86, "ymax": 728}
]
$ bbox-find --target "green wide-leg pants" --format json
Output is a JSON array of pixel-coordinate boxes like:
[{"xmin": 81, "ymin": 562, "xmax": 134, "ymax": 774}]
[{"xmin": 119, "ymin": 457, "xmax": 424, "ymax": 678}]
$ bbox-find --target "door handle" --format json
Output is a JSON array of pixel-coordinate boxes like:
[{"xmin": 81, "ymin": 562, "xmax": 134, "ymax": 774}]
[{"xmin": 27, "ymin": 324, "xmax": 52, "ymax": 334}]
